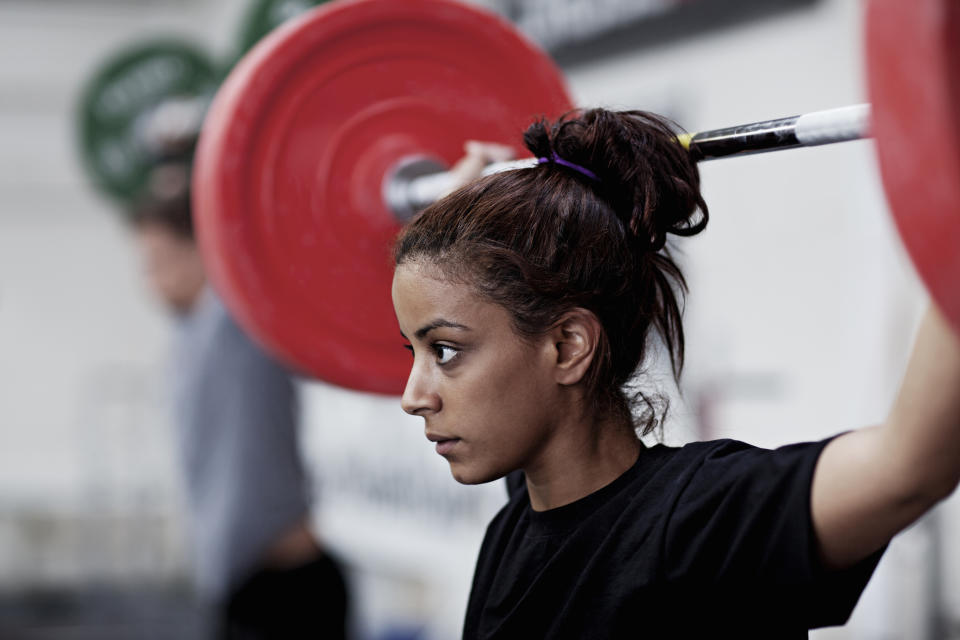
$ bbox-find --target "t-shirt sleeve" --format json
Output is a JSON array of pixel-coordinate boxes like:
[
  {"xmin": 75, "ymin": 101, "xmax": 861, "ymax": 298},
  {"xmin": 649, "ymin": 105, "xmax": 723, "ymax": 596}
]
[{"xmin": 661, "ymin": 437, "xmax": 885, "ymax": 629}]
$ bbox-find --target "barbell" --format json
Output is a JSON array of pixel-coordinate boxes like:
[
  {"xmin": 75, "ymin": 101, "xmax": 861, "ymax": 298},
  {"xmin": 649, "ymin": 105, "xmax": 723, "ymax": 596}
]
[{"xmin": 191, "ymin": 0, "xmax": 960, "ymax": 394}]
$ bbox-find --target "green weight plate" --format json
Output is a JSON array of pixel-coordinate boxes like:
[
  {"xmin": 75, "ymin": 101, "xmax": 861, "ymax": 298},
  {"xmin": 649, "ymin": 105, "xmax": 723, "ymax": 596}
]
[{"xmin": 77, "ymin": 40, "xmax": 218, "ymax": 203}]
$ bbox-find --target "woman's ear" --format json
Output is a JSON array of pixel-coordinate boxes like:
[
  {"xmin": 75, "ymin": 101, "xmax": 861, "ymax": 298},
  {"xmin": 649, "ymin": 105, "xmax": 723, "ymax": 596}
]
[{"xmin": 549, "ymin": 308, "xmax": 602, "ymax": 386}]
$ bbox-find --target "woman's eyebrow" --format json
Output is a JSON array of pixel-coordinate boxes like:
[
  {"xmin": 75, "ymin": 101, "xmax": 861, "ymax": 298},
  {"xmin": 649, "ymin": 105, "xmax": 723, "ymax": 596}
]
[{"xmin": 415, "ymin": 319, "xmax": 471, "ymax": 340}]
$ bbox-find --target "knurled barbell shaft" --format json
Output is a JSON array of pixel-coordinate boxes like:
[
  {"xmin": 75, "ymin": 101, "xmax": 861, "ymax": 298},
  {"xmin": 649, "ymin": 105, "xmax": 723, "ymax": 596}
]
[{"xmin": 682, "ymin": 103, "xmax": 870, "ymax": 160}]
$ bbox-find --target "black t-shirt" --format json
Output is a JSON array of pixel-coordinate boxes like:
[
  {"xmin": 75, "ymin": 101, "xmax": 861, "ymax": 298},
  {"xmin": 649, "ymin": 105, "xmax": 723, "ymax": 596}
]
[{"xmin": 463, "ymin": 438, "xmax": 885, "ymax": 639}]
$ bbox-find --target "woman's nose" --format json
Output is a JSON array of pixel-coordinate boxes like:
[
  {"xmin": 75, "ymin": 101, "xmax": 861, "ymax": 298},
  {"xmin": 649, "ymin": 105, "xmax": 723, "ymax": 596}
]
[{"xmin": 400, "ymin": 362, "xmax": 440, "ymax": 416}]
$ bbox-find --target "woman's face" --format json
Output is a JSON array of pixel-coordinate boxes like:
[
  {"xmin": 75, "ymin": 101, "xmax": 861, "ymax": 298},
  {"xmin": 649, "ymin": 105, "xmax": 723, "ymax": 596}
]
[
  {"xmin": 134, "ymin": 223, "xmax": 206, "ymax": 315},
  {"xmin": 392, "ymin": 261, "xmax": 563, "ymax": 485}
]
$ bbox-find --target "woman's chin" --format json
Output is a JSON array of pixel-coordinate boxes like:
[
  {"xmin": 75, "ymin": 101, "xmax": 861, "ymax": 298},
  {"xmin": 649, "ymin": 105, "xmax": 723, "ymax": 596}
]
[{"xmin": 449, "ymin": 462, "xmax": 502, "ymax": 486}]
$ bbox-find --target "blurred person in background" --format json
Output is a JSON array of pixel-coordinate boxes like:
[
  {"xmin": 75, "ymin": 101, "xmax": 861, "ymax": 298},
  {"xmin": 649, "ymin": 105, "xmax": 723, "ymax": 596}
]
[{"xmin": 130, "ymin": 164, "xmax": 348, "ymax": 640}]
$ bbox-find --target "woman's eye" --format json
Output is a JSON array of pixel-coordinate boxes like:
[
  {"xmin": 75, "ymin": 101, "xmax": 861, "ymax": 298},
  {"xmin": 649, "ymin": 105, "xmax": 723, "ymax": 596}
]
[{"xmin": 435, "ymin": 345, "xmax": 458, "ymax": 365}]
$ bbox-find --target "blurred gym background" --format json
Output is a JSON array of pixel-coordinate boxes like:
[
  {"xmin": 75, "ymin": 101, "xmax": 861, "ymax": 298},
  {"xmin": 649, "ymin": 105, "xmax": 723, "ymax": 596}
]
[{"xmin": 1, "ymin": 0, "xmax": 958, "ymax": 638}]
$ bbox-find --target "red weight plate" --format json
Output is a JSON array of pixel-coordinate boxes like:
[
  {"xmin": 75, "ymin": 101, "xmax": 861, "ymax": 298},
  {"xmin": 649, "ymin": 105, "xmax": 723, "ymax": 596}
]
[
  {"xmin": 867, "ymin": 0, "xmax": 960, "ymax": 332},
  {"xmin": 194, "ymin": 0, "xmax": 573, "ymax": 393}
]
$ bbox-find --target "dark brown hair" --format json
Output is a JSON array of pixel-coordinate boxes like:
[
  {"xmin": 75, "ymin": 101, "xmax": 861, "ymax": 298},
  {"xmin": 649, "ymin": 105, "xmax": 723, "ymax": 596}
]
[
  {"xmin": 129, "ymin": 163, "xmax": 194, "ymax": 240},
  {"xmin": 130, "ymin": 191, "xmax": 194, "ymax": 240},
  {"xmin": 394, "ymin": 108, "xmax": 708, "ymax": 434}
]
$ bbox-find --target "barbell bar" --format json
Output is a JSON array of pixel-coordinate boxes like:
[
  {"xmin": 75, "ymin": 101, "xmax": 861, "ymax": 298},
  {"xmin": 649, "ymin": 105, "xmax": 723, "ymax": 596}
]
[{"xmin": 387, "ymin": 104, "xmax": 873, "ymax": 219}]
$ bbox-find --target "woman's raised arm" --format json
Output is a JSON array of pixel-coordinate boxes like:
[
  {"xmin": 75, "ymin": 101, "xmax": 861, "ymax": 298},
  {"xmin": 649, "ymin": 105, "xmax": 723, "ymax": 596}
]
[{"xmin": 811, "ymin": 303, "xmax": 960, "ymax": 569}]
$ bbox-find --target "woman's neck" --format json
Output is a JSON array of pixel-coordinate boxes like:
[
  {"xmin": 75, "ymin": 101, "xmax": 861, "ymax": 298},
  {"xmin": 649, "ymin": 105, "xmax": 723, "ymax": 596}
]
[{"xmin": 523, "ymin": 412, "xmax": 642, "ymax": 511}]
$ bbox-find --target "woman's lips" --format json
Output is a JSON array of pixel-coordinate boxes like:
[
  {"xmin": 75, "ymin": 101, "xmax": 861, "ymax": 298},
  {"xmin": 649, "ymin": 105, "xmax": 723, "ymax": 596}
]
[{"xmin": 435, "ymin": 438, "xmax": 460, "ymax": 455}]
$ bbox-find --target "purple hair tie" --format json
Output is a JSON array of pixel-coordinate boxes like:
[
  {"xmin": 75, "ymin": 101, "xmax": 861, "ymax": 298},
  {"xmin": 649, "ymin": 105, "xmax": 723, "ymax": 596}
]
[{"xmin": 537, "ymin": 152, "xmax": 599, "ymax": 182}]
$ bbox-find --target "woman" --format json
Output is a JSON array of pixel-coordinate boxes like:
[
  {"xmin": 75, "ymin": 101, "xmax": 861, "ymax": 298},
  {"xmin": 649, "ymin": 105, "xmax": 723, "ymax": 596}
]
[{"xmin": 391, "ymin": 109, "xmax": 960, "ymax": 637}]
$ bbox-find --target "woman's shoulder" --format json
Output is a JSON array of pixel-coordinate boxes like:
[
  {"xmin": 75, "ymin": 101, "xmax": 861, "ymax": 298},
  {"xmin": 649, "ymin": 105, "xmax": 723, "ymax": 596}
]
[
  {"xmin": 640, "ymin": 437, "xmax": 759, "ymax": 481},
  {"xmin": 646, "ymin": 436, "xmax": 834, "ymax": 495},
  {"xmin": 649, "ymin": 436, "xmax": 756, "ymax": 457},
  {"xmin": 649, "ymin": 435, "xmax": 833, "ymax": 471},
  {"xmin": 499, "ymin": 438, "xmax": 765, "ymax": 507}
]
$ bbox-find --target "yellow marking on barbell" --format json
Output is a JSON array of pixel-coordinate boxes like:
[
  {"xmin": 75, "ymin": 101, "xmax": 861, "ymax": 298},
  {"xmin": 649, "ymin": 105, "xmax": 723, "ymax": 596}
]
[{"xmin": 676, "ymin": 132, "xmax": 695, "ymax": 150}]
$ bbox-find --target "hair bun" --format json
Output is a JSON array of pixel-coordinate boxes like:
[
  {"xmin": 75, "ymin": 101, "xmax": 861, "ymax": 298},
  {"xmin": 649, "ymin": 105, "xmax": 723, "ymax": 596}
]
[
  {"xmin": 522, "ymin": 119, "xmax": 554, "ymax": 161},
  {"xmin": 522, "ymin": 108, "xmax": 708, "ymax": 252}
]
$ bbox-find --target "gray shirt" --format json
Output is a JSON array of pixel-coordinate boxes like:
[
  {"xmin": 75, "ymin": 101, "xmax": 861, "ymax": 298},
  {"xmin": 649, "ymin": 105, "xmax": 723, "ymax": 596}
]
[{"xmin": 171, "ymin": 290, "xmax": 310, "ymax": 603}]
